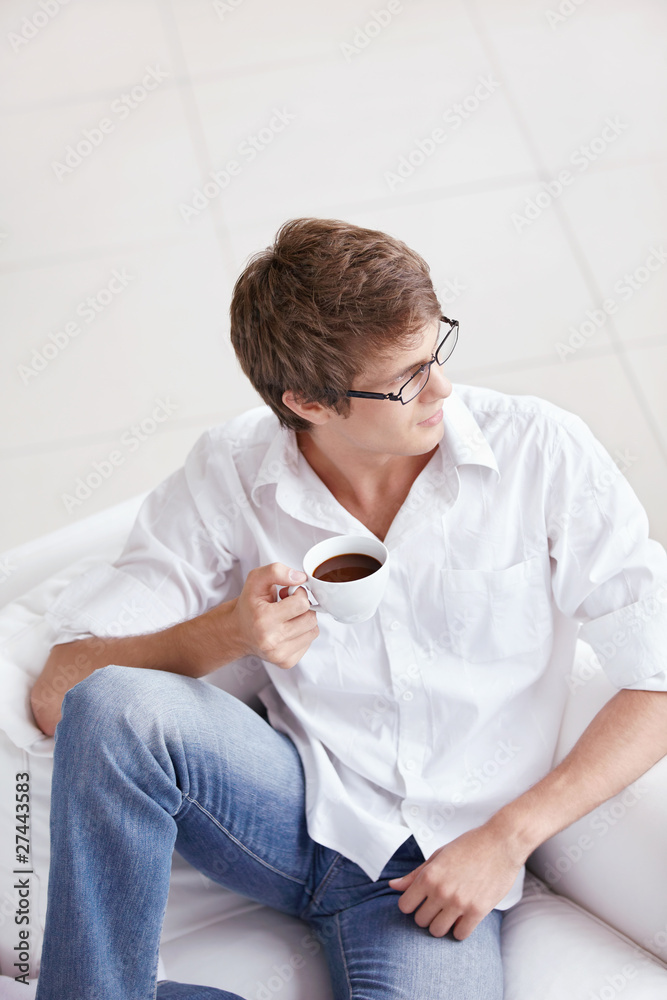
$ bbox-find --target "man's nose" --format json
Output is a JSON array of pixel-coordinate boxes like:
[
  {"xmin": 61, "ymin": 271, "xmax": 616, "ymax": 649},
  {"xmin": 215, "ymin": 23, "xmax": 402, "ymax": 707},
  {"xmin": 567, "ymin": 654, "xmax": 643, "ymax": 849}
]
[{"xmin": 426, "ymin": 364, "xmax": 453, "ymax": 399}]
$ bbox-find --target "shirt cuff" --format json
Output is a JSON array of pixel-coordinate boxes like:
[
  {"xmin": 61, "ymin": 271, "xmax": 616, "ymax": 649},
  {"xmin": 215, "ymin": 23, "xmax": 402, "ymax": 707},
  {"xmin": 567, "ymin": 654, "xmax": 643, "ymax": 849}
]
[
  {"xmin": 578, "ymin": 584, "xmax": 667, "ymax": 688},
  {"xmin": 44, "ymin": 562, "xmax": 182, "ymax": 642}
]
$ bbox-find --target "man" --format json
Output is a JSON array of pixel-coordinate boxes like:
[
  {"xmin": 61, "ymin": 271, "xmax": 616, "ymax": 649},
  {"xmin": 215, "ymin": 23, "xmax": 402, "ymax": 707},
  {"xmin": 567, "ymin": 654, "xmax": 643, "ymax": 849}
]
[{"xmin": 32, "ymin": 217, "xmax": 667, "ymax": 1000}]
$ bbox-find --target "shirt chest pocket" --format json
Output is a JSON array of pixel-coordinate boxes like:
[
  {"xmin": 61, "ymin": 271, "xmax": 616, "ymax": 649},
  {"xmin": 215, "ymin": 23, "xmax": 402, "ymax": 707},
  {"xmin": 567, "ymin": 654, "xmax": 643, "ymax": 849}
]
[{"xmin": 439, "ymin": 556, "xmax": 552, "ymax": 663}]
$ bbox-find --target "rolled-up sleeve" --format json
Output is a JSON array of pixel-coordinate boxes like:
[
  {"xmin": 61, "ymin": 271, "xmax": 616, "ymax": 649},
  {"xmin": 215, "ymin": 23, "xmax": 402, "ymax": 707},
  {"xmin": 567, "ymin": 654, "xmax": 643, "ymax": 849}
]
[
  {"xmin": 45, "ymin": 431, "xmax": 239, "ymax": 645},
  {"xmin": 546, "ymin": 414, "xmax": 667, "ymax": 690}
]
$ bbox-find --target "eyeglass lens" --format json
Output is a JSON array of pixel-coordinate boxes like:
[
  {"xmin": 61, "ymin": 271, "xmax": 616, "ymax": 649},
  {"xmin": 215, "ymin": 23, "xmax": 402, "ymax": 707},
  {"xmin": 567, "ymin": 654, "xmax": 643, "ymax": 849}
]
[{"xmin": 401, "ymin": 321, "xmax": 457, "ymax": 402}]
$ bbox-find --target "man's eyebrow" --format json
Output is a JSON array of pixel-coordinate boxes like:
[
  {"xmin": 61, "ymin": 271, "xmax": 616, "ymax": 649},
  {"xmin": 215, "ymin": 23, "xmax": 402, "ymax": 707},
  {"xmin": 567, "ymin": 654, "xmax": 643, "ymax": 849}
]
[{"xmin": 386, "ymin": 327, "xmax": 440, "ymax": 381}]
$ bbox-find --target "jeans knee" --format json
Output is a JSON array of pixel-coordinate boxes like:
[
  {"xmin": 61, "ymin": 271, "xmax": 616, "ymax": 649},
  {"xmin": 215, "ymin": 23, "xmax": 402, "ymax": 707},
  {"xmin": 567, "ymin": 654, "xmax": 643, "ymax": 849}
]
[{"xmin": 60, "ymin": 664, "xmax": 182, "ymax": 738}]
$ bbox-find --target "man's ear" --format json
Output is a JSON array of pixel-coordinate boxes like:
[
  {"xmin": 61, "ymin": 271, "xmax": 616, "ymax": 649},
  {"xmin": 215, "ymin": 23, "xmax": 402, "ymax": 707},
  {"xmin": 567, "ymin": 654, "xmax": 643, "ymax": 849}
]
[{"xmin": 282, "ymin": 390, "xmax": 334, "ymax": 426}]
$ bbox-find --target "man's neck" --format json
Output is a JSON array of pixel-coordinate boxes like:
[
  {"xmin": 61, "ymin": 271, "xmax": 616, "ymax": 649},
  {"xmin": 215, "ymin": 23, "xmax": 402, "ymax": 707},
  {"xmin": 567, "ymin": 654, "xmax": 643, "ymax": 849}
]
[{"xmin": 296, "ymin": 430, "xmax": 438, "ymax": 512}]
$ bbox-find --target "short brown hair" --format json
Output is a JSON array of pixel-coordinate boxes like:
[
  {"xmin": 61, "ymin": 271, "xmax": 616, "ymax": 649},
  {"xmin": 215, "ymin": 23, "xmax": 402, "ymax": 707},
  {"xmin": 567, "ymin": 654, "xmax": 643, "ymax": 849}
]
[{"xmin": 229, "ymin": 217, "xmax": 441, "ymax": 432}]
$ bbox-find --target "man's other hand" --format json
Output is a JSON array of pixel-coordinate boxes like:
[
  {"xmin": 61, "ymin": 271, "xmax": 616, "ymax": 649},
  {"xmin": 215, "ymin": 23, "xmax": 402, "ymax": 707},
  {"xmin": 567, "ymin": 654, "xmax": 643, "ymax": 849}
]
[{"xmin": 388, "ymin": 821, "xmax": 524, "ymax": 939}]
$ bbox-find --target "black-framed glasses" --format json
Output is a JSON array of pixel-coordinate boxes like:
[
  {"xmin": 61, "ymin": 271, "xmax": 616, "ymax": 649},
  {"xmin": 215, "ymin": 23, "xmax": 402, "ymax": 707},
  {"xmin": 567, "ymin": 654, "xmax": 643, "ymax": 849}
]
[{"xmin": 346, "ymin": 316, "xmax": 459, "ymax": 405}]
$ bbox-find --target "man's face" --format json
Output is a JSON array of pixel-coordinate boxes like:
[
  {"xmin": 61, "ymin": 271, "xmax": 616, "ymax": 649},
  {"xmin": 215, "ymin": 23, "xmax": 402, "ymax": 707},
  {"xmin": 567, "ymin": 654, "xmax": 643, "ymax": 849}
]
[{"xmin": 321, "ymin": 318, "xmax": 454, "ymax": 460}]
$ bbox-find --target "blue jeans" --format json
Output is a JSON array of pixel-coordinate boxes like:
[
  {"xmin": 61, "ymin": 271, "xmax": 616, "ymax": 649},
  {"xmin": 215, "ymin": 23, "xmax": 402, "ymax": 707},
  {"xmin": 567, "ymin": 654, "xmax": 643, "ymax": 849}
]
[{"xmin": 35, "ymin": 665, "xmax": 504, "ymax": 1000}]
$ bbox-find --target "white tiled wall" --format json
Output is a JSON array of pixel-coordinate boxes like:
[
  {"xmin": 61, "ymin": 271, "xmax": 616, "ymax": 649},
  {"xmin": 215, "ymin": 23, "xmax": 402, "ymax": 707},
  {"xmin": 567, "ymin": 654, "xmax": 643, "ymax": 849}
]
[{"xmin": 1, "ymin": 0, "xmax": 666, "ymax": 556}]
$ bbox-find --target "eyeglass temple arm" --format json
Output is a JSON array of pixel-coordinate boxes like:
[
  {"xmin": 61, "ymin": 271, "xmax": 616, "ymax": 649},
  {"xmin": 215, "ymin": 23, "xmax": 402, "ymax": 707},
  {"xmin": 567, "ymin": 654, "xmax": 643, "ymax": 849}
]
[{"xmin": 346, "ymin": 389, "xmax": 401, "ymax": 400}]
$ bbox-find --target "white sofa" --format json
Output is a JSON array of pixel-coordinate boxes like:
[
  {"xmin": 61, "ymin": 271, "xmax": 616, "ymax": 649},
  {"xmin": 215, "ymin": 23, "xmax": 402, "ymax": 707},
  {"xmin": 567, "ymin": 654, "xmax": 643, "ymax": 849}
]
[{"xmin": 1, "ymin": 494, "xmax": 667, "ymax": 1000}]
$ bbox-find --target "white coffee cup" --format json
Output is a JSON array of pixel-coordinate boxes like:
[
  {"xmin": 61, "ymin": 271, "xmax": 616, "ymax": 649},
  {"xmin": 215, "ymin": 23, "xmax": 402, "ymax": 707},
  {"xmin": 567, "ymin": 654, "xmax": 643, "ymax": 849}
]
[{"xmin": 286, "ymin": 534, "xmax": 390, "ymax": 624}]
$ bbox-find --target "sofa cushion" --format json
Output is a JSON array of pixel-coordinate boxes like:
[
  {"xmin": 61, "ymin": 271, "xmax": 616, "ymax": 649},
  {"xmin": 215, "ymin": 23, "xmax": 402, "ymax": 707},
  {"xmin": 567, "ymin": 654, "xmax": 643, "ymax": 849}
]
[
  {"xmin": 502, "ymin": 873, "xmax": 667, "ymax": 999},
  {"xmin": 529, "ymin": 651, "xmax": 667, "ymax": 965}
]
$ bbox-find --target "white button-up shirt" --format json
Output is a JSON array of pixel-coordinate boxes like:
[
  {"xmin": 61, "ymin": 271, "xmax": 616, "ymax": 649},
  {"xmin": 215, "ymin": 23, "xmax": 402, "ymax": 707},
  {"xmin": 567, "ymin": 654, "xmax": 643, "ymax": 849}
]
[{"xmin": 45, "ymin": 385, "xmax": 667, "ymax": 909}]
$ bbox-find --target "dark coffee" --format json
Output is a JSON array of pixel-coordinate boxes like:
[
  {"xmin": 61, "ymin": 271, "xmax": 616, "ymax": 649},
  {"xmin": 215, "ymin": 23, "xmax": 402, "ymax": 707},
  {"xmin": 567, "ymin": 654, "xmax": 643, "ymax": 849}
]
[{"xmin": 313, "ymin": 552, "xmax": 382, "ymax": 584}]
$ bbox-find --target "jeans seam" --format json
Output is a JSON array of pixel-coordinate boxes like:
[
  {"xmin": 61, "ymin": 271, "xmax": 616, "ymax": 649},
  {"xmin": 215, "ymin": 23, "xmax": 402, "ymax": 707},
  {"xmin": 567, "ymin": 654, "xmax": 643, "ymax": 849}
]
[
  {"xmin": 150, "ymin": 847, "xmax": 174, "ymax": 1000},
  {"xmin": 335, "ymin": 911, "xmax": 353, "ymax": 1000},
  {"xmin": 299, "ymin": 851, "xmax": 344, "ymax": 920},
  {"xmin": 183, "ymin": 793, "xmax": 309, "ymax": 887}
]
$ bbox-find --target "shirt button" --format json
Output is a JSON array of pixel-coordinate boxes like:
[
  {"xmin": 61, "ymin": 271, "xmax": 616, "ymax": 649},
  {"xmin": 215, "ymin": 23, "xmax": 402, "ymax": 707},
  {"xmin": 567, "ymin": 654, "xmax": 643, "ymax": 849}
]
[
  {"xmin": 405, "ymin": 760, "xmax": 416, "ymax": 771},
  {"xmin": 410, "ymin": 806, "xmax": 420, "ymax": 816},
  {"xmin": 402, "ymin": 691, "xmax": 413, "ymax": 701},
  {"xmin": 390, "ymin": 621, "xmax": 400, "ymax": 631}
]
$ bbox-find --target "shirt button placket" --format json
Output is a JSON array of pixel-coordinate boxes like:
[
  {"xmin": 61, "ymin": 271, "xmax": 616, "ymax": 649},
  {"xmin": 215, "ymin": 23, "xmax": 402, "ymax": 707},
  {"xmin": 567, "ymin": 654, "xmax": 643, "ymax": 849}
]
[{"xmin": 383, "ymin": 611, "xmax": 427, "ymax": 788}]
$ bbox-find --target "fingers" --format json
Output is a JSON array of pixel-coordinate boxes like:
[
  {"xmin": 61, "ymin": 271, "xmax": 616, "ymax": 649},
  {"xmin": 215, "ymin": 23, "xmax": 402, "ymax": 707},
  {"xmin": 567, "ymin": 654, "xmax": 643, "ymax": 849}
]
[
  {"xmin": 388, "ymin": 861, "xmax": 425, "ymax": 891},
  {"xmin": 240, "ymin": 596, "xmax": 319, "ymax": 670},
  {"xmin": 391, "ymin": 870, "xmax": 482, "ymax": 939},
  {"xmin": 413, "ymin": 898, "xmax": 447, "ymax": 930},
  {"xmin": 237, "ymin": 564, "xmax": 319, "ymax": 670},
  {"xmin": 449, "ymin": 913, "xmax": 480, "ymax": 940},
  {"xmin": 277, "ymin": 605, "xmax": 320, "ymax": 645},
  {"xmin": 272, "ymin": 628, "xmax": 321, "ymax": 671},
  {"xmin": 246, "ymin": 563, "xmax": 307, "ymax": 606},
  {"xmin": 274, "ymin": 587, "xmax": 312, "ymax": 619}
]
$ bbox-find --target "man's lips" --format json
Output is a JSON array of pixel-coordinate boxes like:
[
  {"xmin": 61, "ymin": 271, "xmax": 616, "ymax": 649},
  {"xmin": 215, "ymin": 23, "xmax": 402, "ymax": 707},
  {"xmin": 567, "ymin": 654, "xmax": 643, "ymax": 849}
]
[{"xmin": 417, "ymin": 407, "xmax": 443, "ymax": 426}]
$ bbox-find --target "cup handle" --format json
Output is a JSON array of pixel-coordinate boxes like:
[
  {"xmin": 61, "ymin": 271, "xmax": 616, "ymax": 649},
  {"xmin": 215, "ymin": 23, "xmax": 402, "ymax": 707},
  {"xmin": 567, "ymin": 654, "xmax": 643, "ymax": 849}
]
[{"xmin": 286, "ymin": 584, "xmax": 329, "ymax": 613}]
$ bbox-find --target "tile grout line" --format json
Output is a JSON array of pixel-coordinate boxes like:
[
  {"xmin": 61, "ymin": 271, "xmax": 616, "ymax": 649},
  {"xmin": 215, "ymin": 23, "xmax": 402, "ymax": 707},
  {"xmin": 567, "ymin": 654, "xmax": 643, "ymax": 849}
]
[
  {"xmin": 463, "ymin": 0, "xmax": 667, "ymax": 466},
  {"xmin": 4, "ymin": 153, "xmax": 664, "ymax": 277},
  {"xmin": 0, "ymin": 408, "xmax": 247, "ymax": 463},
  {"xmin": 0, "ymin": 229, "xmax": 221, "ymax": 276},
  {"xmin": 0, "ymin": 51, "xmax": 336, "ymax": 117},
  {"xmin": 155, "ymin": 0, "xmax": 240, "ymax": 288},
  {"xmin": 4, "ymin": 330, "xmax": 667, "ymax": 465},
  {"xmin": 450, "ymin": 332, "xmax": 667, "ymax": 383}
]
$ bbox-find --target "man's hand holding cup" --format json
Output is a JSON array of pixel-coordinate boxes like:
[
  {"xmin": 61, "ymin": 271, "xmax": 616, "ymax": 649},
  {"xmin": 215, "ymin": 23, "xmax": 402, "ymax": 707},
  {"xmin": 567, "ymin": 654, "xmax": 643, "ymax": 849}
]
[{"xmin": 230, "ymin": 563, "xmax": 320, "ymax": 670}]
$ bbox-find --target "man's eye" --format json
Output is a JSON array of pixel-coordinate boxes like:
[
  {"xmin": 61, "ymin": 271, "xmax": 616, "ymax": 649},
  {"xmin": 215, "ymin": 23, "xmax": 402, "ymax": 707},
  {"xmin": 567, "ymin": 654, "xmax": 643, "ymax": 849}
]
[{"xmin": 394, "ymin": 363, "xmax": 426, "ymax": 384}]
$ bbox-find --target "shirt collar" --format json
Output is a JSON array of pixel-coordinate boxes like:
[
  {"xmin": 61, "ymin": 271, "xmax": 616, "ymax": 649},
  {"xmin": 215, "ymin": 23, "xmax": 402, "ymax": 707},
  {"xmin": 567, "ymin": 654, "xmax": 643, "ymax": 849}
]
[
  {"xmin": 439, "ymin": 388, "xmax": 500, "ymax": 478},
  {"xmin": 250, "ymin": 419, "xmax": 300, "ymax": 506},
  {"xmin": 250, "ymin": 386, "xmax": 499, "ymax": 508}
]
